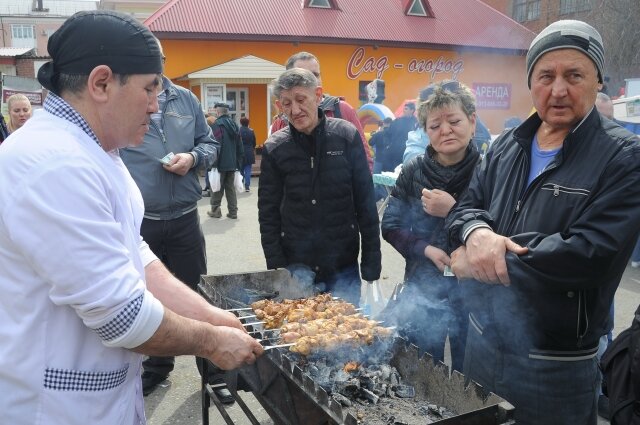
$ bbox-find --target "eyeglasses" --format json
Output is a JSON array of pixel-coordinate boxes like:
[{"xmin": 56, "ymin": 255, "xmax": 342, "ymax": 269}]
[
  {"xmin": 419, "ymin": 80, "xmax": 461, "ymax": 101},
  {"xmin": 161, "ymin": 56, "xmax": 166, "ymax": 64}
]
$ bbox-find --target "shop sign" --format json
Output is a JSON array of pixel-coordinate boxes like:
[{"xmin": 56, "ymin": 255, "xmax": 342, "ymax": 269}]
[
  {"xmin": 472, "ymin": 83, "xmax": 511, "ymax": 109},
  {"xmin": 346, "ymin": 47, "xmax": 464, "ymax": 81}
]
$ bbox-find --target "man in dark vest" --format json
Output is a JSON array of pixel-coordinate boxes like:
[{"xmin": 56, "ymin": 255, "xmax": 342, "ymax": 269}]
[{"xmin": 207, "ymin": 102, "xmax": 243, "ymax": 219}]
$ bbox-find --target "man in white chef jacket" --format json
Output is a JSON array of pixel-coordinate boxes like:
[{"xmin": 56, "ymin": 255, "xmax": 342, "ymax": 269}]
[{"xmin": 0, "ymin": 10, "xmax": 263, "ymax": 425}]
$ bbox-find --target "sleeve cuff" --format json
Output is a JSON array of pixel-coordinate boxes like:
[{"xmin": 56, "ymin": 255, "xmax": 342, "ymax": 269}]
[
  {"xmin": 103, "ymin": 290, "xmax": 164, "ymax": 349},
  {"xmin": 461, "ymin": 220, "xmax": 493, "ymax": 244},
  {"xmin": 189, "ymin": 152, "xmax": 199, "ymax": 169},
  {"xmin": 139, "ymin": 238, "xmax": 158, "ymax": 267}
]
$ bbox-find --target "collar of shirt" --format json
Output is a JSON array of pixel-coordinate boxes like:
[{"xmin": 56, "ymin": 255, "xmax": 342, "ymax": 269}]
[{"xmin": 43, "ymin": 92, "xmax": 101, "ymax": 147}]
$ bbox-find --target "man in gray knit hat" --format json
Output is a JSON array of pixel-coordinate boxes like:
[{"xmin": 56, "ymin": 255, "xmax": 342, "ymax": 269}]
[{"xmin": 446, "ymin": 20, "xmax": 640, "ymax": 425}]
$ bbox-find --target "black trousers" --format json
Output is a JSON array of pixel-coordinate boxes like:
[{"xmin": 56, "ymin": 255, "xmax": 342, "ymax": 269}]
[{"xmin": 141, "ymin": 209, "xmax": 207, "ymax": 378}]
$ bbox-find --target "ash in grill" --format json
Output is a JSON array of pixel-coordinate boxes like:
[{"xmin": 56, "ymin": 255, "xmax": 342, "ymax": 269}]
[
  {"xmin": 287, "ymin": 343, "xmax": 457, "ymax": 424},
  {"xmin": 199, "ymin": 270, "xmax": 515, "ymax": 425}
]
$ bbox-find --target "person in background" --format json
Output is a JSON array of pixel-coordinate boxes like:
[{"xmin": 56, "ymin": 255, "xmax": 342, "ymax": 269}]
[
  {"xmin": 595, "ymin": 92, "xmax": 614, "ymax": 120},
  {"xmin": 383, "ymin": 102, "xmax": 417, "ymax": 172},
  {"xmin": 381, "ymin": 81, "xmax": 480, "ymax": 372},
  {"xmin": 0, "ymin": 114, "xmax": 9, "ymax": 144},
  {"xmin": 0, "ymin": 11, "xmax": 262, "ymax": 425},
  {"xmin": 259, "ymin": 68, "xmax": 381, "ymax": 305},
  {"xmin": 239, "ymin": 116, "xmax": 256, "ymax": 192},
  {"xmin": 270, "ymin": 51, "xmax": 373, "ymax": 172},
  {"xmin": 446, "ymin": 20, "xmax": 640, "ymax": 425},
  {"xmin": 369, "ymin": 117, "xmax": 393, "ymax": 200},
  {"xmin": 119, "ymin": 39, "xmax": 228, "ymax": 399},
  {"xmin": 6, "ymin": 93, "xmax": 32, "ymax": 134},
  {"xmin": 207, "ymin": 102, "xmax": 243, "ymax": 219}
]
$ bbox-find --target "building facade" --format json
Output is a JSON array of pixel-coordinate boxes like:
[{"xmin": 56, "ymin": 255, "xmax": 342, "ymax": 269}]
[{"xmin": 148, "ymin": 0, "xmax": 536, "ymax": 145}]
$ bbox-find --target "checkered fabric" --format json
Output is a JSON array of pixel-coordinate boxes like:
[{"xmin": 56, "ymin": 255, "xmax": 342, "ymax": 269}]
[
  {"xmin": 44, "ymin": 364, "xmax": 128, "ymax": 391},
  {"xmin": 43, "ymin": 92, "xmax": 101, "ymax": 147},
  {"xmin": 94, "ymin": 295, "xmax": 143, "ymax": 342}
]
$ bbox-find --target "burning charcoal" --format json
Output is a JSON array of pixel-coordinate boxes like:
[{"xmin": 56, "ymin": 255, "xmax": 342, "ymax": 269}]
[
  {"xmin": 360, "ymin": 387, "xmax": 379, "ymax": 405},
  {"xmin": 374, "ymin": 383, "xmax": 387, "ymax": 396},
  {"xmin": 389, "ymin": 370, "xmax": 401, "ymax": 386},
  {"xmin": 393, "ymin": 384, "xmax": 415, "ymax": 398},
  {"xmin": 378, "ymin": 364, "xmax": 392, "ymax": 381},
  {"xmin": 359, "ymin": 375, "xmax": 376, "ymax": 391},
  {"xmin": 332, "ymin": 393, "xmax": 352, "ymax": 407},
  {"xmin": 335, "ymin": 378, "xmax": 360, "ymax": 398}
]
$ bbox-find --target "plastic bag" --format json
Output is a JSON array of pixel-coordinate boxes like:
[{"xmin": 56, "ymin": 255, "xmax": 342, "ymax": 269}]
[
  {"xmin": 234, "ymin": 170, "xmax": 244, "ymax": 192},
  {"xmin": 208, "ymin": 168, "xmax": 221, "ymax": 192},
  {"xmin": 360, "ymin": 280, "xmax": 387, "ymax": 319}
]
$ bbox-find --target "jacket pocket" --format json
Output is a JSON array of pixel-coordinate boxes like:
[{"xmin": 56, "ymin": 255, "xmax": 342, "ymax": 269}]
[
  {"xmin": 540, "ymin": 182, "xmax": 590, "ymax": 198},
  {"xmin": 40, "ymin": 364, "xmax": 132, "ymax": 424},
  {"xmin": 44, "ymin": 364, "xmax": 128, "ymax": 391}
]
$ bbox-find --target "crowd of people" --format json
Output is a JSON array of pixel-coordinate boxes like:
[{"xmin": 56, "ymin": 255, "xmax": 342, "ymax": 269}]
[{"xmin": 0, "ymin": 10, "xmax": 639, "ymax": 425}]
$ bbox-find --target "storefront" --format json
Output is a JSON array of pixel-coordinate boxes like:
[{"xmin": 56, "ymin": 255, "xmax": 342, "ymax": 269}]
[{"xmin": 147, "ymin": 0, "xmax": 535, "ymax": 145}]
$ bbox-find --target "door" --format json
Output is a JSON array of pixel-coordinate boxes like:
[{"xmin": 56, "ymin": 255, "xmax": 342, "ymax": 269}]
[{"xmin": 226, "ymin": 88, "xmax": 249, "ymax": 125}]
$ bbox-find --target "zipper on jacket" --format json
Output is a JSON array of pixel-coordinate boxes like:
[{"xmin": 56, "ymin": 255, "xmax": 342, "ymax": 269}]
[
  {"xmin": 311, "ymin": 156, "xmax": 314, "ymax": 169},
  {"xmin": 505, "ymin": 154, "xmax": 559, "ymax": 234}
]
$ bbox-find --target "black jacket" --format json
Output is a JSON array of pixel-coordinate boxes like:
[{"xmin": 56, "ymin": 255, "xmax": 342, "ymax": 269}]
[
  {"xmin": 210, "ymin": 115, "xmax": 243, "ymax": 171},
  {"xmin": 240, "ymin": 126, "xmax": 256, "ymax": 166},
  {"xmin": 382, "ymin": 144, "xmax": 479, "ymax": 292},
  {"xmin": 258, "ymin": 109, "xmax": 381, "ymax": 281},
  {"xmin": 447, "ymin": 108, "xmax": 640, "ymax": 358}
]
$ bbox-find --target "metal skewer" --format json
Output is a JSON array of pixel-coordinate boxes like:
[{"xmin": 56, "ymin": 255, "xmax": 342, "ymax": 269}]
[
  {"xmin": 238, "ymin": 314, "xmax": 257, "ymax": 320},
  {"xmin": 226, "ymin": 307, "xmax": 252, "ymax": 312},
  {"xmin": 243, "ymin": 321, "xmax": 266, "ymax": 327},
  {"xmin": 263, "ymin": 343, "xmax": 296, "ymax": 350}
]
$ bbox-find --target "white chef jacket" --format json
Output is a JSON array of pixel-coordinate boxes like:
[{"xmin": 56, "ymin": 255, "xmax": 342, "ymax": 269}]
[{"xmin": 0, "ymin": 110, "xmax": 165, "ymax": 424}]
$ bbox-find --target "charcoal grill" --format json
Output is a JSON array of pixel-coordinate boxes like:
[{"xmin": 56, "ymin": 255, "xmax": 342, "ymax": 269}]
[{"xmin": 198, "ymin": 270, "xmax": 515, "ymax": 425}]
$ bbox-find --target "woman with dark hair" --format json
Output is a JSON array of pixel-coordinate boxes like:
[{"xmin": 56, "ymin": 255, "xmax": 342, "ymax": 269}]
[
  {"xmin": 381, "ymin": 80, "xmax": 480, "ymax": 371},
  {"xmin": 239, "ymin": 117, "xmax": 256, "ymax": 192}
]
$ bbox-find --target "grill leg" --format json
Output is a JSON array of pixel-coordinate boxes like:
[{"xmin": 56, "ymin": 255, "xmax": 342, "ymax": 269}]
[{"xmin": 201, "ymin": 360, "xmax": 209, "ymax": 425}]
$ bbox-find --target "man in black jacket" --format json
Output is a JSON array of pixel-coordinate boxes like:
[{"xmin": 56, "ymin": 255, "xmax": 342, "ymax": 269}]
[
  {"xmin": 258, "ymin": 68, "xmax": 381, "ymax": 305},
  {"xmin": 446, "ymin": 20, "xmax": 640, "ymax": 425}
]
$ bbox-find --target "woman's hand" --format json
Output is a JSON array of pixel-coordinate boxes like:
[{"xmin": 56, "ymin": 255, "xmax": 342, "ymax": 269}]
[
  {"xmin": 424, "ymin": 245, "xmax": 451, "ymax": 273},
  {"xmin": 421, "ymin": 188, "xmax": 456, "ymax": 217}
]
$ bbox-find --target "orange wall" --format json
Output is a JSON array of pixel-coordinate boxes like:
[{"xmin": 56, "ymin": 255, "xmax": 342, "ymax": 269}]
[{"xmin": 162, "ymin": 39, "xmax": 533, "ymax": 140}]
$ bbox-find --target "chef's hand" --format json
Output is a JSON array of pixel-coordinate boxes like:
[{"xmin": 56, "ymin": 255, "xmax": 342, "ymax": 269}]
[
  {"xmin": 421, "ymin": 188, "xmax": 455, "ymax": 218},
  {"xmin": 463, "ymin": 228, "xmax": 528, "ymax": 285},
  {"xmin": 163, "ymin": 152, "xmax": 194, "ymax": 176},
  {"xmin": 208, "ymin": 307, "xmax": 246, "ymax": 332},
  {"xmin": 424, "ymin": 245, "xmax": 450, "ymax": 273},
  {"xmin": 206, "ymin": 326, "xmax": 264, "ymax": 370}
]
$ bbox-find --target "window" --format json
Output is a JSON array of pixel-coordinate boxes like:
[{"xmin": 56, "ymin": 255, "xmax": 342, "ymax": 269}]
[
  {"xmin": 11, "ymin": 25, "xmax": 36, "ymax": 49},
  {"xmin": 513, "ymin": 0, "xmax": 540, "ymax": 22},
  {"xmin": 560, "ymin": 0, "xmax": 593, "ymax": 14},
  {"xmin": 308, "ymin": 0, "xmax": 332, "ymax": 8},
  {"xmin": 407, "ymin": 0, "xmax": 428, "ymax": 17}
]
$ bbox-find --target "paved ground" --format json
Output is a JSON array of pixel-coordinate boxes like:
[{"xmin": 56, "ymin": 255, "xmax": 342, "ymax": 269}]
[{"xmin": 145, "ymin": 177, "xmax": 638, "ymax": 424}]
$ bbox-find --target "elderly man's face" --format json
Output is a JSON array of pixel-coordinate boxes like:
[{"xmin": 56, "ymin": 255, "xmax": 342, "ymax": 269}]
[
  {"xmin": 276, "ymin": 85, "xmax": 322, "ymax": 135},
  {"xmin": 530, "ymin": 49, "xmax": 600, "ymax": 131}
]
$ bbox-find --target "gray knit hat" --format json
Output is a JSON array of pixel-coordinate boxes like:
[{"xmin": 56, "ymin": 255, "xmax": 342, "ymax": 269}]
[{"xmin": 526, "ymin": 20, "xmax": 604, "ymax": 88}]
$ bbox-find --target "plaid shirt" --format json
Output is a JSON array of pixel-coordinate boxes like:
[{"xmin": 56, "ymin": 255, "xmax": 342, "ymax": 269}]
[{"xmin": 43, "ymin": 92, "xmax": 101, "ymax": 147}]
